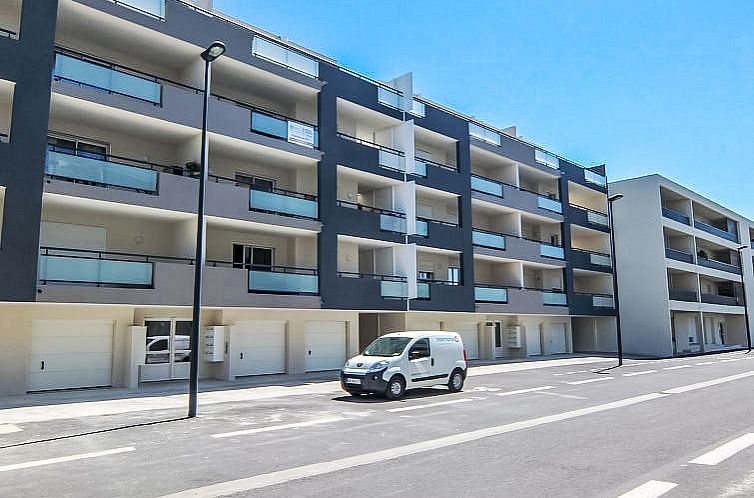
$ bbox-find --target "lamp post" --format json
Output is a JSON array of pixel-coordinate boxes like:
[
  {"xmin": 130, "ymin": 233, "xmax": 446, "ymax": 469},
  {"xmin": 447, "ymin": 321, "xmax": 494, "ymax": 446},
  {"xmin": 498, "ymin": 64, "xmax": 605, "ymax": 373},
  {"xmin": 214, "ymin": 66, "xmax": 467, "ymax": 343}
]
[
  {"xmin": 736, "ymin": 245, "xmax": 752, "ymax": 353},
  {"xmin": 607, "ymin": 193, "xmax": 624, "ymax": 366},
  {"xmin": 188, "ymin": 41, "xmax": 226, "ymax": 419}
]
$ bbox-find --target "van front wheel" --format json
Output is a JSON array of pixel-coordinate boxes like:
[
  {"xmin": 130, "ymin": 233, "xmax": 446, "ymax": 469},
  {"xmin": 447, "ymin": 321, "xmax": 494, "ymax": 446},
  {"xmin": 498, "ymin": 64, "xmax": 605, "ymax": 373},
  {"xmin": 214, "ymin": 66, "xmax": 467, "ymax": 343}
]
[
  {"xmin": 385, "ymin": 375, "xmax": 406, "ymax": 400},
  {"xmin": 448, "ymin": 369, "xmax": 465, "ymax": 393}
]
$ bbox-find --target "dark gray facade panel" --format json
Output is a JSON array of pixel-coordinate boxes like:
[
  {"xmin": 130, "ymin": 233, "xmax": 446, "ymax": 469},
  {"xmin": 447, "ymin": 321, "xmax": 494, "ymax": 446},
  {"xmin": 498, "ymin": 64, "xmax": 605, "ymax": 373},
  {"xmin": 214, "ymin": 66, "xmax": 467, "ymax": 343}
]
[{"xmin": 0, "ymin": 0, "xmax": 59, "ymax": 302}]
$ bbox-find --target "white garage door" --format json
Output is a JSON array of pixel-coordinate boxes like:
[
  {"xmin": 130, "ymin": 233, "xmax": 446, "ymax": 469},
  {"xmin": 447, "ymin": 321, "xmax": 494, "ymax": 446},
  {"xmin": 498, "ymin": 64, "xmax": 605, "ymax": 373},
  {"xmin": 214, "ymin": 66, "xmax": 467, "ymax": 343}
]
[
  {"xmin": 231, "ymin": 321, "xmax": 286, "ymax": 377},
  {"xmin": 457, "ymin": 323, "xmax": 479, "ymax": 360},
  {"xmin": 305, "ymin": 322, "xmax": 346, "ymax": 372},
  {"xmin": 547, "ymin": 323, "xmax": 567, "ymax": 355},
  {"xmin": 28, "ymin": 320, "xmax": 113, "ymax": 391}
]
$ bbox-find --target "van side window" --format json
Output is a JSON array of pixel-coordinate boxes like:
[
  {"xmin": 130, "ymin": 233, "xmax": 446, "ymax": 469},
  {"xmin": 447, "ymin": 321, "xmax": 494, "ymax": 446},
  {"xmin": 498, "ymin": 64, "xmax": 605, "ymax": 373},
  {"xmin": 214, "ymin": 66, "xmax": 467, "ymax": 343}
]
[{"xmin": 408, "ymin": 338, "xmax": 430, "ymax": 359}]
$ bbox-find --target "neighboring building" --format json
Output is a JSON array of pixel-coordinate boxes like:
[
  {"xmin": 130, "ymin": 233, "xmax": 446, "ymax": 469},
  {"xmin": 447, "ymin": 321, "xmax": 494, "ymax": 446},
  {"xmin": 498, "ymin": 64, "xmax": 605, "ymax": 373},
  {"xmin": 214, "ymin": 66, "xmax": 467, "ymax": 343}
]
[
  {"xmin": 0, "ymin": 0, "xmax": 615, "ymax": 396},
  {"xmin": 610, "ymin": 175, "xmax": 754, "ymax": 357}
]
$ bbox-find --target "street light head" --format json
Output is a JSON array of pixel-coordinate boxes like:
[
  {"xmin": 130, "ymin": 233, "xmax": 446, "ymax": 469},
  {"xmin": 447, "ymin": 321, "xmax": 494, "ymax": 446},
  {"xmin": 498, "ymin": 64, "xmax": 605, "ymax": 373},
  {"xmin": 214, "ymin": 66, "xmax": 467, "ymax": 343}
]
[
  {"xmin": 201, "ymin": 41, "xmax": 226, "ymax": 62},
  {"xmin": 608, "ymin": 194, "xmax": 624, "ymax": 202}
]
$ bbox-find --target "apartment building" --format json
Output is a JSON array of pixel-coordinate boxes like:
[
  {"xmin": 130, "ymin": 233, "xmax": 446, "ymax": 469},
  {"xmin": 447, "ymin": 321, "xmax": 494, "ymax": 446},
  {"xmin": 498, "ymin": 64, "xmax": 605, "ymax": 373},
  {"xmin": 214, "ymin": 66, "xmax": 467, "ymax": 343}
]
[
  {"xmin": 610, "ymin": 175, "xmax": 754, "ymax": 357},
  {"xmin": 0, "ymin": 0, "xmax": 615, "ymax": 396}
]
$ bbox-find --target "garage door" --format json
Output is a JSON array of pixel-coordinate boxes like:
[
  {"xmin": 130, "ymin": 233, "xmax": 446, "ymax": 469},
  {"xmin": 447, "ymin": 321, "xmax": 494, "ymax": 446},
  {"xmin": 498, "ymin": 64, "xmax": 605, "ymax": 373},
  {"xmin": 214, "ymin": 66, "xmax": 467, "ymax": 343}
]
[
  {"xmin": 305, "ymin": 322, "xmax": 346, "ymax": 372},
  {"xmin": 526, "ymin": 324, "xmax": 542, "ymax": 356},
  {"xmin": 28, "ymin": 320, "xmax": 113, "ymax": 391},
  {"xmin": 230, "ymin": 321, "xmax": 286, "ymax": 377},
  {"xmin": 457, "ymin": 323, "xmax": 479, "ymax": 360}
]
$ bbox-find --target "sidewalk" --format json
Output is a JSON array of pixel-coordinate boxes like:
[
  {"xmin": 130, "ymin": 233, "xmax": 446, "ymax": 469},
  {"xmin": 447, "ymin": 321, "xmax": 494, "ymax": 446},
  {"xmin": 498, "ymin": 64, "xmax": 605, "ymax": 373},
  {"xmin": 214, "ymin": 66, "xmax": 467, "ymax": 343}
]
[{"xmin": 0, "ymin": 355, "xmax": 617, "ymax": 425}]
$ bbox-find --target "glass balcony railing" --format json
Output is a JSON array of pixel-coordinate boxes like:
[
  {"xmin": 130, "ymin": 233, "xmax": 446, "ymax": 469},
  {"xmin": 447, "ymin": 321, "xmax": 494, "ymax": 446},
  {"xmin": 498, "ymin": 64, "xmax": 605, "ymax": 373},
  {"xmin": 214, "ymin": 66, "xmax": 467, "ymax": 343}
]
[
  {"xmin": 249, "ymin": 188, "xmax": 318, "ymax": 219},
  {"xmin": 380, "ymin": 213, "xmax": 407, "ymax": 233},
  {"xmin": 251, "ymin": 37, "xmax": 319, "ymax": 78},
  {"xmin": 669, "ymin": 289, "xmax": 698, "ymax": 302},
  {"xmin": 377, "ymin": 86, "xmax": 403, "ymax": 109},
  {"xmin": 589, "ymin": 252, "xmax": 613, "ymax": 267},
  {"xmin": 411, "ymin": 99, "xmax": 426, "ymax": 117},
  {"xmin": 469, "ymin": 123, "xmax": 501, "ymax": 146},
  {"xmin": 472, "ymin": 230, "xmax": 506, "ymax": 250},
  {"xmin": 379, "ymin": 149, "xmax": 405, "ymax": 172},
  {"xmin": 540, "ymin": 244, "xmax": 565, "ymax": 259},
  {"xmin": 665, "ymin": 247, "xmax": 694, "ymax": 264},
  {"xmin": 413, "ymin": 158, "xmax": 428, "ymax": 177},
  {"xmin": 543, "ymin": 291, "xmax": 567, "ymax": 306},
  {"xmin": 471, "ymin": 175, "xmax": 504, "ymax": 197},
  {"xmin": 587, "ymin": 210, "xmax": 609, "ymax": 226},
  {"xmin": 46, "ymin": 149, "xmax": 158, "ymax": 193},
  {"xmin": 248, "ymin": 268, "xmax": 318, "ymax": 294},
  {"xmin": 475, "ymin": 286, "xmax": 508, "ymax": 303},
  {"xmin": 537, "ymin": 196, "xmax": 563, "ymax": 213},
  {"xmin": 662, "ymin": 207, "xmax": 690, "ymax": 225},
  {"xmin": 694, "ymin": 220, "xmax": 739, "ymax": 243},
  {"xmin": 415, "ymin": 219, "xmax": 428, "ymax": 236},
  {"xmin": 380, "ymin": 280, "xmax": 430, "ymax": 299},
  {"xmin": 114, "ymin": 0, "xmax": 166, "ymax": 18},
  {"xmin": 535, "ymin": 149, "xmax": 559, "ymax": 169},
  {"xmin": 592, "ymin": 295, "xmax": 615, "ymax": 308},
  {"xmin": 584, "ymin": 169, "xmax": 607, "ymax": 186},
  {"xmin": 251, "ymin": 110, "xmax": 318, "ymax": 148},
  {"xmin": 38, "ymin": 252, "xmax": 153, "ymax": 287},
  {"xmin": 698, "ymin": 257, "xmax": 741, "ymax": 274},
  {"xmin": 53, "ymin": 52, "xmax": 162, "ymax": 104}
]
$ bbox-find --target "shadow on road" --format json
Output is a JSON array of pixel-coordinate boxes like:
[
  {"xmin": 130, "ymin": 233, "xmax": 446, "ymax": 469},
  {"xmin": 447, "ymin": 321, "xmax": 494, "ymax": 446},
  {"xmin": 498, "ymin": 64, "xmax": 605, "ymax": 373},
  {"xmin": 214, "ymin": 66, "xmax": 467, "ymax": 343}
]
[{"xmin": 332, "ymin": 387, "xmax": 450, "ymax": 404}]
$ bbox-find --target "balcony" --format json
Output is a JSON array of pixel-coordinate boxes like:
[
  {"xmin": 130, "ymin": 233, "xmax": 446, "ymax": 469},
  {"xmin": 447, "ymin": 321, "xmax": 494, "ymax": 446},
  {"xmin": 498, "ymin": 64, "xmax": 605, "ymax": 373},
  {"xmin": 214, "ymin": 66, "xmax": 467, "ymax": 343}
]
[
  {"xmin": 45, "ymin": 147, "xmax": 160, "ymax": 194},
  {"xmin": 474, "ymin": 285, "xmax": 508, "ymax": 303},
  {"xmin": 536, "ymin": 195, "xmax": 562, "ymax": 214},
  {"xmin": 337, "ymin": 133, "xmax": 405, "ymax": 173},
  {"xmin": 697, "ymin": 257, "xmax": 741, "ymax": 275},
  {"xmin": 583, "ymin": 169, "xmax": 607, "ymax": 187},
  {"xmin": 380, "ymin": 279, "xmax": 430, "ymax": 299},
  {"xmin": 665, "ymin": 247, "xmax": 694, "ymax": 264},
  {"xmin": 662, "ymin": 207, "xmax": 690, "ymax": 225},
  {"xmin": 248, "ymin": 186, "xmax": 318, "ymax": 220},
  {"xmin": 248, "ymin": 266, "xmax": 318, "ymax": 295},
  {"xmin": 570, "ymin": 292, "xmax": 616, "ymax": 314},
  {"xmin": 38, "ymin": 247, "xmax": 154, "ymax": 288},
  {"xmin": 251, "ymin": 36, "xmax": 319, "ymax": 78},
  {"xmin": 379, "ymin": 211, "xmax": 407, "ymax": 234},
  {"xmin": 472, "ymin": 229, "xmax": 506, "ymax": 250},
  {"xmin": 694, "ymin": 220, "xmax": 739, "ymax": 243},
  {"xmin": 471, "ymin": 174, "xmax": 504, "ymax": 197},
  {"xmin": 542, "ymin": 290, "xmax": 568, "ymax": 306},
  {"xmin": 111, "ymin": 0, "xmax": 166, "ymax": 19},
  {"xmin": 668, "ymin": 289, "xmax": 698, "ymax": 302},
  {"xmin": 249, "ymin": 108, "xmax": 318, "ymax": 148},
  {"xmin": 569, "ymin": 204, "xmax": 609, "ymax": 229},
  {"xmin": 701, "ymin": 294, "xmax": 743, "ymax": 306},
  {"xmin": 413, "ymin": 157, "xmax": 457, "ymax": 178},
  {"xmin": 540, "ymin": 243, "xmax": 565, "ymax": 260}
]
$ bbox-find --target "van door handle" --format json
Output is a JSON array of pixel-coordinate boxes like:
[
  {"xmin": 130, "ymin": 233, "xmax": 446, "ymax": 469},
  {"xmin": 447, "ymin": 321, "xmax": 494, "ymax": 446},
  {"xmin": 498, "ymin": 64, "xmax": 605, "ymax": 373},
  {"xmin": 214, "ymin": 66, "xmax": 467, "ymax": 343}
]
[
  {"xmin": 308, "ymin": 350, "xmax": 312, "ymax": 355},
  {"xmin": 41, "ymin": 360, "xmax": 45, "ymax": 371},
  {"xmin": 431, "ymin": 358, "xmax": 435, "ymax": 366},
  {"xmin": 240, "ymin": 352, "xmax": 243, "ymax": 360}
]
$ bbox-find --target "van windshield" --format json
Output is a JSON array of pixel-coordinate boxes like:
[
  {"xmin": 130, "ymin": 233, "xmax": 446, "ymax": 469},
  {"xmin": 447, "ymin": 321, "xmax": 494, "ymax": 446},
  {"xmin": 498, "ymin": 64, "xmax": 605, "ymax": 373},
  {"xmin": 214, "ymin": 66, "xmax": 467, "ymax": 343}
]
[{"xmin": 363, "ymin": 337, "xmax": 412, "ymax": 357}]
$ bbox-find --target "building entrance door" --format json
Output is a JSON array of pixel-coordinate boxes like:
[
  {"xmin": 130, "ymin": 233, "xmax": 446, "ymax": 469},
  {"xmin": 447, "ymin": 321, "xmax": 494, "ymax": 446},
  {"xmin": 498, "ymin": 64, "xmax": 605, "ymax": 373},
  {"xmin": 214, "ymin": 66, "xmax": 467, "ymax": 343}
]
[
  {"xmin": 493, "ymin": 322, "xmax": 504, "ymax": 358},
  {"xmin": 141, "ymin": 318, "xmax": 193, "ymax": 381}
]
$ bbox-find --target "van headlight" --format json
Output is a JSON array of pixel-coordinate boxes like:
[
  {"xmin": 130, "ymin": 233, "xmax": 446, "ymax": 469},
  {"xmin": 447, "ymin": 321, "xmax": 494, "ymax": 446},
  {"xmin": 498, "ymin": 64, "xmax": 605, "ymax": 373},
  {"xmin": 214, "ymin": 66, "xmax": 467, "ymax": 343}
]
[
  {"xmin": 343, "ymin": 360, "xmax": 351, "ymax": 368},
  {"xmin": 368, "ymin": 360, "xmax": 390, "ymax": 372}
]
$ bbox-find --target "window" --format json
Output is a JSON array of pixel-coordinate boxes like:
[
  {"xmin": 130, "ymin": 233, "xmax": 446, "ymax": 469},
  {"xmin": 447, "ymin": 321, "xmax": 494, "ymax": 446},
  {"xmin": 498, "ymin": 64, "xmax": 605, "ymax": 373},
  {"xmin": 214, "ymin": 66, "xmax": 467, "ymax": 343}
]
[
  {"xmin": 418, "ymin": 271, "xmax": 434, "ymax": 282},
  {"xmin": 409, "ymin": 338, "xmax": 430, "ymax": 359},
  {"xmin": 48, "ymin": 135, "xmax": 108, "ymax": 160},
  {"xmin": 447, "ymin": 267, "xmax": 461, "ymax": 285},
  {"xmin": 235, "ymin": 173, "xmax": 275, "ymax": 192},
  {"xmin": 233, "ymin": 244, "xmax": 274, "ymax": 271}
]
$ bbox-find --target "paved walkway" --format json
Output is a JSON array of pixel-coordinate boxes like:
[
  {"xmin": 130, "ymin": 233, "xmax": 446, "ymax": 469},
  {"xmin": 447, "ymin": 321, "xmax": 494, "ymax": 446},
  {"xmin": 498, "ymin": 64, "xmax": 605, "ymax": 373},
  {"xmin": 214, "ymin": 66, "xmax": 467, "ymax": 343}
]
[{"xmin": 0, "ymin": 356, "xmax": 618, "ymax": 425}]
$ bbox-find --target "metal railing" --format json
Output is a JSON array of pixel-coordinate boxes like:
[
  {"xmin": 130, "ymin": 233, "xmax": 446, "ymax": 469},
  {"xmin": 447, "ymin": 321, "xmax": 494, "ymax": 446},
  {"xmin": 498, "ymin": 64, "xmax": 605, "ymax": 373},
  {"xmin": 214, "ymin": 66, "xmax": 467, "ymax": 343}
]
[
  {"xmin": 697, "ymin": 257, "xmax": 741, "ymax": 275},
  {"xmin": 701, "ymin": 293, "xmax": 743, "ymax": 306},
  {"xmin": 664, "ymin": 247, "xmax": 694, "ymax": 264},
  {"xmin": 668, "ymin": 289, "xmax": 698, "ymax": 302},
  {"xmin": 694, "ymin": 220, "xmax": 739, "ymax": 243},
  {"xmin": 248, "ymin": 266, "xmax": 318, "ymax": 295},
  {"xmin": 0, "ymin": 26, "xmax": 17, "ymax": 40},
  {"xmin": 570, "ymin": 203, "xmax": 609, "ymax": 226},
  {"xmin": 472, "ymin": 228, "xmax": 506, "ymax": 250},
  {"xmin": 661, "ymin": 207, "xmax": 690, "ymax": 225},
  {"xmin": 37, "ymin": 247, "xmax": 166, "ymax": 287}
]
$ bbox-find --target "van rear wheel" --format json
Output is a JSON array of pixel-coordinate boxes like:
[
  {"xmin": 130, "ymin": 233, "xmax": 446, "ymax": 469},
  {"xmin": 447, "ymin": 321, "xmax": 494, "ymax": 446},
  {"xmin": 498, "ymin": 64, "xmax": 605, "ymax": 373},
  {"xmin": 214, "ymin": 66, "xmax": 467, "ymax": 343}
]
[
  {"xmin": 385, "ymin": 375, "xmax": 406, "ymax": 400},
  {"xmin": 448, "ymin": 369, "xmax": 465, "ymax": 393}
]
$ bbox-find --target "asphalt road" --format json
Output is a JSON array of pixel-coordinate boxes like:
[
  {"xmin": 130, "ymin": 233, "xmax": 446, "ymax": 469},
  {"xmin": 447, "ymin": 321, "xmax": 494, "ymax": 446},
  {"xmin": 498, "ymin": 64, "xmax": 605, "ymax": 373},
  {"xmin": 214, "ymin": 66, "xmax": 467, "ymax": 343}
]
[{"xmin": 1, "ymin": 352, "xmax": 754, "ymax": 498}]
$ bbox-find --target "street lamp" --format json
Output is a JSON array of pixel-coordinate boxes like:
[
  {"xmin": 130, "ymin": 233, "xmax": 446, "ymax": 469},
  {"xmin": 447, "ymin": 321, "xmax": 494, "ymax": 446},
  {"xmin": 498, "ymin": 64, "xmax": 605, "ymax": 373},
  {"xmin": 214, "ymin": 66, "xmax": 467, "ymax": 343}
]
[
  {"xmin": 736, "ymin": 245, "xmax": 752, "ymax": 353},
  {"xmin": 608, "ymin": 193, "xmax": 624, "ymax": 366},
  {"xmin": 188, "ymin": 41, "xmax": 226, "ymax": 419}
]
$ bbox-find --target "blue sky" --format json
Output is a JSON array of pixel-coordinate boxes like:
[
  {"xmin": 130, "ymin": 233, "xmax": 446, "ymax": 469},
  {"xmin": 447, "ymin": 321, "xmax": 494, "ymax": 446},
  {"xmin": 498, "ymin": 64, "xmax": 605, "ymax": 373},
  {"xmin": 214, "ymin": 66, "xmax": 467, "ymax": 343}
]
[{"xmin": 216, "ymin": 0, "xmax": 754, "ymax": 218}]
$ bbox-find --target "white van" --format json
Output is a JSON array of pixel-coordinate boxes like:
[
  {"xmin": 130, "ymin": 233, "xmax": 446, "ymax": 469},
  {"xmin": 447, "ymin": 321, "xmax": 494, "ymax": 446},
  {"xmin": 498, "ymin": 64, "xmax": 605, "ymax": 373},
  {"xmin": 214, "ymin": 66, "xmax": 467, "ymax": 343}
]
[{"xmin": 340, "ymin": 331, "xmax": 467, "ymax": 399}]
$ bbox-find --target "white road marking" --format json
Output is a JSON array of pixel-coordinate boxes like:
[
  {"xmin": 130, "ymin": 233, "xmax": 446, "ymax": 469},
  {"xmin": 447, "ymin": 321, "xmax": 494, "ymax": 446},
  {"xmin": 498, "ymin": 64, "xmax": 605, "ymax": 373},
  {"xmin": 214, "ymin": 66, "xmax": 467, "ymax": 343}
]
[
  {"xmin": 663, "ymin": 365, "xmax": 691, "ymax": 370},
  {"xmin": 662, "ymin": 371, "xmax": 754, "ymax": 394},
  {"xmin": 695, "ymin": 361, "xmax": 717, "ymax": 366},
  {"xmin": 211, "ymin": 417, "xmax": 345, "ymax": 439},
  {"xmin": 0, "ymin": 424, "xmax": 22, "ymax": 434},
  {"xmin": 622, "ymin": 370, "xmax": 657, "ymax": 377},
  {"xmin": 537, "ymin": 391, "xmax": 587, "ymax": 400},
  {"xmin": 616, "ymin": 480, "xmax": 678, "ymax": 498},
  {"xmin": 156, "ymin": 392, "xmax": 667, "ymax": 498},
  {"xmin": 386, "ymin": 398, "xmax": 476, "ymax": 413},
  {"xmin": 495, "ymin": 386, "xmax": 555, "ymax": 397},
  {"xmin": 0, "ymin": 447, "xmax": 135, "ymax": 473},
  {"xmin": 720, "ymin": 358, "xmax": 740, "ymax": 363},
  {"xmin": 566, "ymin": 377, "xmax": 614, "ymax": 385},
  {"xmin": 689, "ymin": 433, "xmax": 754, "ymax": 466}
]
